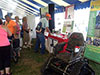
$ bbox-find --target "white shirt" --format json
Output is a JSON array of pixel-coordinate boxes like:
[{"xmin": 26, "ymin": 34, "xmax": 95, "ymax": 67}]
[{"xmin": 40, "ymin": 18, "xmax": 49, "ymax": 28}]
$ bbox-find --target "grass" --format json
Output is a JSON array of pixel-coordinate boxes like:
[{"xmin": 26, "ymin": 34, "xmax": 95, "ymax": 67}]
[
  {"xmin": 11, "ymin": 39, "xmax": 100, "ymax": 75},
  {"xmin": 89, "ymin": 61, "xmax": 100, "ymax": 75},
  {"xmin": 11, "ymin": 39, "xmax": 50, "ymax": 75}
]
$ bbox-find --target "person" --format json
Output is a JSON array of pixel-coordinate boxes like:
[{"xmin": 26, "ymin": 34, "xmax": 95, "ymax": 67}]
[
  {"xmin": 0, "ymin": 19, "xmax": 12, "ymax": 75},
  {"xmin": 22, "ymin": 17, "xmax": 30, "ymax": 48},
  {"xmin": 14, "ymin": 16, "xmax": 21, "ymax": 57},
  {"xmin": 34, "ymin": 13, "xmax": 51, "ymax": 54},
  {"xmin": 5, "ymin": 15, "xmax": 17, "ymax": 41}
]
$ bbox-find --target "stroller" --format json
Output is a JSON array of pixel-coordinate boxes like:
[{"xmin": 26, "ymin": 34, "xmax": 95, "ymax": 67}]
[{"xmin": 41, "ymin": 32, "xmax": 95, "ymax": 75}]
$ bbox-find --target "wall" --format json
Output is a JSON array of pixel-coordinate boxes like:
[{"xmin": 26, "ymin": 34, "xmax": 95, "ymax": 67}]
[
  {"xmin": 73, "ymin": 1, "xmax": 90, "ymax": 40},
  {"xmin": 27, "ymin": 15, "xmax": 36, "ymax": 38}
]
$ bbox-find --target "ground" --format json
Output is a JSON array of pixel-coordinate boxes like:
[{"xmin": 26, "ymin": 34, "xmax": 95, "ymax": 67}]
[{"xmin": 11, "ymin": 39, "xmax": 100, "ymax": 75}]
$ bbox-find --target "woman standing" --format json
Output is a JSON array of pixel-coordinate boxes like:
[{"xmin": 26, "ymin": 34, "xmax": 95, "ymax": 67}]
[
  {"xmin": 0, "ymin": 19, "xmax": 12, "ymax": 75},
  {"xmin": 14, "ymin": 16, "xmax": 21, "ymax": 57},
  {"xmin": 22, "ymin": 17, "xmax": 30, "ymax": 48}
]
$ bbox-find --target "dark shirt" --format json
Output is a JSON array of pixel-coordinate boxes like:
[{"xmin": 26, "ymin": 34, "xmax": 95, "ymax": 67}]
[{"xmin": 36, "ymin": 22, "xmax": 45, "ymax": 34}]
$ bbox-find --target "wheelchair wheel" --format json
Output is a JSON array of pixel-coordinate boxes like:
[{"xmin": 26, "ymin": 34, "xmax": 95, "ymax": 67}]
[
  {"xmin": 66, "ymin": 60, "xmax": 84, "ymax": 75},
  {"xmin": 41, "ymin": 55, "xmax": 54, "ymax": 74},
  {"xmin": 79, "ymin": 63, "xmax": 95, "ymax": 75},
  {"xmin": 66, "ymin": 60, "xmax": 95, "ymax": 75}
]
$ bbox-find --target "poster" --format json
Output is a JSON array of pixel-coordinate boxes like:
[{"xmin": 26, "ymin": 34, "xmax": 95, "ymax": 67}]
[
  {"xmin": 84, "ymin": 0, "xmax": 100, "ymax": 63},
  {"xmin": 55, "ymin": 13, "xmax": 65, "ymax": 31},
  {"xmin": 62, "ymin": 5, "xmax": 74, "ymax": 33}
]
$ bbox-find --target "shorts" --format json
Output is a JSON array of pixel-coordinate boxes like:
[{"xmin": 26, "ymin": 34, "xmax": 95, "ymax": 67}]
[
  {"xmin": 13, "ymin": 39, "xmax": 20, "ymax": 48},
  {"xmin": 8, "ymin": 34, "xmax": 14, "ymax": 40},
  {"xmin": 23, "ymin": 31, "xmax": 29, "ymax": 44},
  {"xmin": 0, "ymin": 45, "xmax": 11, "ymax": 70},
  {"xmin": 13, "ymin": 39, "xmax": 20, "ymax": 53}
]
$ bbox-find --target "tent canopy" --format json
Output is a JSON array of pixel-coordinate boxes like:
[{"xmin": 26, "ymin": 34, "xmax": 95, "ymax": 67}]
[{"xmin": 0, "ymin": 0, "xmax": 90, "ymax": 17}]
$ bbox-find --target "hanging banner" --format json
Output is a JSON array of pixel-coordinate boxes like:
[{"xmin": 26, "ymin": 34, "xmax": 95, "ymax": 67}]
[{"xmin": 84, "ymin": 0, "xmax": 100, "ymax": 63}]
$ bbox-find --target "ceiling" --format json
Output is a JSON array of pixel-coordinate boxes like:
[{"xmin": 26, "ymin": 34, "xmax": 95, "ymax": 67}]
[{"xmin": 0, "ymin": 0, "xmax": 90, "ymax": 17}]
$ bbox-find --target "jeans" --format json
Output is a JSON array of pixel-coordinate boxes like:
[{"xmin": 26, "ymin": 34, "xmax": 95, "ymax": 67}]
[{"xmin": 35, "ymin": 33, "xmax": 45, "ymax": 54}]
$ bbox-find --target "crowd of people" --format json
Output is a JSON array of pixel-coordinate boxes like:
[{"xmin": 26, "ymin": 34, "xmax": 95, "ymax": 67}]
[{"xmin": 0, "ymin": 13, "xmax": 51, "ymax": 75}]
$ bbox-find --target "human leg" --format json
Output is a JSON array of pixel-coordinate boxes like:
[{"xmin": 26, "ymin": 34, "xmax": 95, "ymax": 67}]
[
  {"xmin": 0, "ymin": 70, "xmax": 4, "ymax": 75},
  {"xmin": 34, "ymin": 37, "xmax": 40, "ymax": 52},
  {"xmin": 0, "ymin": 47, "xmax": 5, "ymax": 75},
  {"xmin": 4, "ymin": 46, "xmax": 11, "ymax": 75},
  {"xmin": 39, "ymin": 34, "xmax": 45, "ymax": 54},
  {"xmin": 23, "ymin": 31, "xmax": 27, "ymax": 48},
  {"xmin": 5, "ymin": 67, "xmax": 10, "ymax": 74}
]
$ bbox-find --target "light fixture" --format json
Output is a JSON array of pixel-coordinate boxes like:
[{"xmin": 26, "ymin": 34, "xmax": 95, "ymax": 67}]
[{"xmin": 79, "ymin": 0, "xmax": 89, "ymax": 2}]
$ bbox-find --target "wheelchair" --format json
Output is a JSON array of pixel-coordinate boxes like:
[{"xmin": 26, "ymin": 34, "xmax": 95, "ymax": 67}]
[{"xmin": 41, "ymin": 32, "xmax": 95, "ymax": 75}]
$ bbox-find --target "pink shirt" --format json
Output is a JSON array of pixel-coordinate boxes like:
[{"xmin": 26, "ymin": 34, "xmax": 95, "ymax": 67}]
[
  {"xmin": 0, "ymin": 25, "xmax": 10, "ymax": 47},
  {"xmin": 16, "ymin": 22, "xmax": 20, "ymax": 34}
]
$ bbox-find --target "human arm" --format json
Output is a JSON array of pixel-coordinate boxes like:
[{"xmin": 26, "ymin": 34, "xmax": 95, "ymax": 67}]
[
  {"xmin": 36, "ymin": 22, "xmax": 42, "ymax": 33},
  {"xmin": 6, "ymin": 26, "xmax": 12, "ymax": 36},
  {"xmin": 36, "ymin": 29, "xmax": 42, "ymax": 33},
  {"xmin": 44, "ymin": 18, "xmax": 51, "ymax": 33},
  {"xmin": 45, "ymin": 27, "xmax": 50, "ymax": 33},
  {"xmin": 13, "ymin": 25, "xmax": 17, "ymax": 35}
]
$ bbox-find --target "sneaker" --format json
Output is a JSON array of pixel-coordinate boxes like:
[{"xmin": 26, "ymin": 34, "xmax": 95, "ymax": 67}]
[
  {"xmin": 23, "ymin": 45, "xmax": 27, "ymax": 48},
  {"xmin": 6, "ymin": 73, "xmax": 12, "ymax": 75},
  {"xmin": 27, "ymin": 45, "xmax": 31, "ymax": 48},
  {"xmin": 19, "ymin": 48, "xmax": 22, "ymax": 50},
  {"xmin": 40, "ymin": 52, "xmax": 45, "ymax": 55}
]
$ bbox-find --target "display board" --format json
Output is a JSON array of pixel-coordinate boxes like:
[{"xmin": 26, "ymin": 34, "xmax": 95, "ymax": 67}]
[
  {"xmin": 84, "ymin": 0, "xmax": 100, "ymax": 63},
  {"xmin": 41, "ymin": 7, "xmax": 48, "ymax": 18}
]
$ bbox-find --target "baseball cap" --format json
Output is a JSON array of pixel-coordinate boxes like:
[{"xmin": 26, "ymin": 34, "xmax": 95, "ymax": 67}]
[{"xmin": 46, "ymin": 13, "xmax": 52, "ymax": 20}]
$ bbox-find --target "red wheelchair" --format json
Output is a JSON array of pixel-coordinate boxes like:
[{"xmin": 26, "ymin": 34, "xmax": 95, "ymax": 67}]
[{"xmin": 41, "ymin": 32, "xmax": 95, "ymax": 75}]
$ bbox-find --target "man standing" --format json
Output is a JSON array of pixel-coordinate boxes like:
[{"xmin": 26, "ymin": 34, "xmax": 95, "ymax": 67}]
[
  {"xmin": 34, "ymin": 13, "xmax": 51, "ymax": 54},
  {"xmin": 5, "ymin": 15, "xmax": 17, "ymax": 40}
]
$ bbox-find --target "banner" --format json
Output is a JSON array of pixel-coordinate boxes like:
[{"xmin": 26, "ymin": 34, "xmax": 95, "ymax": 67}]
[{"xmin": 84, "ymin": 0, "xmax": 100, "ymax": 63}]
